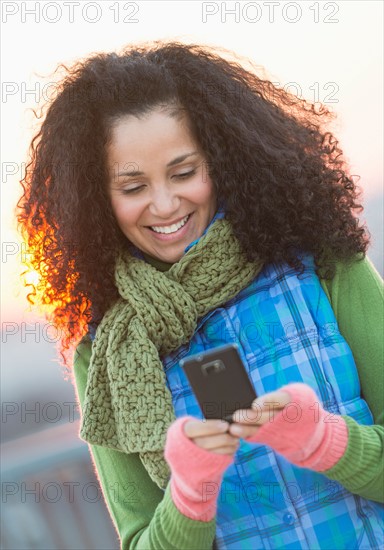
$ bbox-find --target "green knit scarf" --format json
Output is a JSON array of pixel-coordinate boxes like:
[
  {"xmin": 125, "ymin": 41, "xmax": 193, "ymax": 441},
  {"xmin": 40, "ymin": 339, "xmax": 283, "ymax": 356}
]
[{"xmin": 79, "ymin": 218, "xmax": 264, "ymax": 489}]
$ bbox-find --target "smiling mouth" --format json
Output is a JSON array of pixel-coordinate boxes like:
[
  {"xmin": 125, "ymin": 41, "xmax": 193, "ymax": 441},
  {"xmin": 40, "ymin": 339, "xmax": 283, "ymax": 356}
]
[{"xmin": 148, "ymin": 213, "xmax": 192, "ymax": 234}]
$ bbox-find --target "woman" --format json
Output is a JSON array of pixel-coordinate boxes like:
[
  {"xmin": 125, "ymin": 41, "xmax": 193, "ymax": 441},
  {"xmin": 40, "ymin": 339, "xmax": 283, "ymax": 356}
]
[{"xmin": 17, "ymin": 41, "xmax": 383, "ymax": 549}]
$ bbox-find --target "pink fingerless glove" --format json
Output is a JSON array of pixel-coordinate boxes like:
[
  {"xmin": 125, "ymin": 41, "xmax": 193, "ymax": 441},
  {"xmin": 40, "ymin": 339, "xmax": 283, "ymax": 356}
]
[
  {"xmin": 247, "ymin": 383, "xmax": 349, "ymax": 471},
  {"xmin": 164, "ymin": 416, "xmax": 234, "ymax": 522}
]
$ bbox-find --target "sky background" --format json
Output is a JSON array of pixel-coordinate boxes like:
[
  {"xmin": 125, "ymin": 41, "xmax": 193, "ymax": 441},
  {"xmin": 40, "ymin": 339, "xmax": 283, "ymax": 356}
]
[{"xmin": 1, "ymin": 0, "xmax": 383, "ymax": 407}]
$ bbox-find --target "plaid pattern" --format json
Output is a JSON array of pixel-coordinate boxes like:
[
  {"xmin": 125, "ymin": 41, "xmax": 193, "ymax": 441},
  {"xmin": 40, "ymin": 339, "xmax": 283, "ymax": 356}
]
[{"xmin": 163, "ymin": 253, "xmax": 384, "ymax": 549}]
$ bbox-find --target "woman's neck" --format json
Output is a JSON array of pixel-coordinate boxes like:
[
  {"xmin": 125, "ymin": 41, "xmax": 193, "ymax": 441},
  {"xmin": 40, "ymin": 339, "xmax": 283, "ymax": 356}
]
[{"xmin": 142, "ymin": 252, "xmax": 174, "ymax": 272}]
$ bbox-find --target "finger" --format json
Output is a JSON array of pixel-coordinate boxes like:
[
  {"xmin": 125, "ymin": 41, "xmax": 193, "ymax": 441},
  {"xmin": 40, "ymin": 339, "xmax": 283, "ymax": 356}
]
[
  {"xmin": 184, "ymin": 419, "xmax": 229, "ymax": 439},
  {"xmin": 233, "ymin": 404, "xmax": 294, "ymax": 425},
  {"xmin": 232, "ymin": 408, "xmax": 281, "ymax": 425},
  {"xmin": 232, "ymin": 390, "xmax": 291, "ymax": 424},
  {"xmin": 232, "ymin": 408, "xmax": 263, "ymax": 424},
  {"xmin": 229, "ymin": 423, "xmax": 260, "ymax": 439}
]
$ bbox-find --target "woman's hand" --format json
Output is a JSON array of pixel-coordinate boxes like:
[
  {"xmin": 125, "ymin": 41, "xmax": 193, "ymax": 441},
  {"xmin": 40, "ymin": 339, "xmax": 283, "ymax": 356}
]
[
  {"xmin": 164, "ymin": 416, "xmax": 237, "ymax": 521},
  {"xmin": 228, "ymin": 383, "xmax": 348, "ymax": 471},
  {"xmin": 229, "ymin": 388, "xmax": 291, "ymax": 440},
  {"xmin": 183, "ymin": 418, "xmax": 240, "ymax": 455}
]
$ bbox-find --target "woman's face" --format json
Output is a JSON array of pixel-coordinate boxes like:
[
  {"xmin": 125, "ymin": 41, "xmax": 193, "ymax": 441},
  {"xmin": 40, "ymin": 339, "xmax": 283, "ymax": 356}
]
[{"xmin": 107, "ymin": 107, "xmax": 217, "ymax": 263}]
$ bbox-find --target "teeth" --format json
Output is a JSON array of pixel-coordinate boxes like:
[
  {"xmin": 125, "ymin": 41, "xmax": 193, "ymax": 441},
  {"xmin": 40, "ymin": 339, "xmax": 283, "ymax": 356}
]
[{"xmin": 151, "ymin": 215, "xmax": 190, "ymax": 234}]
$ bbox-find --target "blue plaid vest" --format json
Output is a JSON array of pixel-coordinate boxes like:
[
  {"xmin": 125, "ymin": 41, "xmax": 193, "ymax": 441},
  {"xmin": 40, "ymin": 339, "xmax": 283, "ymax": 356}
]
[{"xmin": 162, "ymin": 252, "xmax": 384, "ymax": 549}]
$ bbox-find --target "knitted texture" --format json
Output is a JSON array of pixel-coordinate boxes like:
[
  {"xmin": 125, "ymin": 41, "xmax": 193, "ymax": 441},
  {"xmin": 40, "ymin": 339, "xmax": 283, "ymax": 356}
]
[
  {"xmin": 247, "ymin": 383, "xmax": 349, "ymax": 471},
  {"xmin": 79, "ymin": 218, "xmax": 264, "ymax": 489},
  {"xmin": 165, "ymin": 417, "xmax": 234, "ymax": 521}
]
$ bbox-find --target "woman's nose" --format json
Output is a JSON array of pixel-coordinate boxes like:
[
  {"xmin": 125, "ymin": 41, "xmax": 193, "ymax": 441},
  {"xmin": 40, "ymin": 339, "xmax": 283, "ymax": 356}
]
[{"xmin": 148, "ymin": 185, "xmax": 181, "ymax": 218}]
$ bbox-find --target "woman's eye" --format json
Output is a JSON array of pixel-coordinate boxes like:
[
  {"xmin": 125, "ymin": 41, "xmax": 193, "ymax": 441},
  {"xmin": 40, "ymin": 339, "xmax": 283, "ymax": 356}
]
[
  {"xmin": 120, "ymin": 170, "xmax": 197, "ymax": 193},
  {"xmin": 121, "ymin": 186, "xmax": 143, "ymax": 194},
  {"xmin": 173, "ymin": 169, "xmax": 197, "ymax": 180}
]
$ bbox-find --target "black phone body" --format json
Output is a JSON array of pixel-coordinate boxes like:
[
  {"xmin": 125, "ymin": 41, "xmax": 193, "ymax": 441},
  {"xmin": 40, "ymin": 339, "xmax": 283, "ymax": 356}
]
[{"xmin": 180, "ymin": 343, "xmax": 257, "ymax": 422}]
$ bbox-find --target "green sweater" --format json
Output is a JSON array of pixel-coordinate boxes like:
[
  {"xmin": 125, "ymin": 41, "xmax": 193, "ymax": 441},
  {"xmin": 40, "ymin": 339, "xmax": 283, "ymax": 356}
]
[{"xmin": 73, "ymin": 255, "xmax": 384, "ymax": 550}]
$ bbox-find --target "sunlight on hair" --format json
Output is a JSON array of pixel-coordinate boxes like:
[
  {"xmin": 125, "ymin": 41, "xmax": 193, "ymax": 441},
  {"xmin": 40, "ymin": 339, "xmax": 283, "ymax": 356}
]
[{"xmin": 23, "ymin": 268, "xmax": 41, "ymax": 288}]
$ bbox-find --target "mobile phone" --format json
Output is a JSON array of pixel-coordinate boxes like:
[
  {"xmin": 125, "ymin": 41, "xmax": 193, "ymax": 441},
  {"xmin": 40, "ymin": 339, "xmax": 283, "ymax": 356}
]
[{"xmin": 180, "ymin": 343, "xmax": 257, "ymax": 422}]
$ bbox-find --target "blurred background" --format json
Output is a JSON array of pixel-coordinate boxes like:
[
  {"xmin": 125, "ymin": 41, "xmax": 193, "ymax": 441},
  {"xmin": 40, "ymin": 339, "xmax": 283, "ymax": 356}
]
[{"xmin": 1, "ymin": 1, "xmax": 383, "ymax": 549}]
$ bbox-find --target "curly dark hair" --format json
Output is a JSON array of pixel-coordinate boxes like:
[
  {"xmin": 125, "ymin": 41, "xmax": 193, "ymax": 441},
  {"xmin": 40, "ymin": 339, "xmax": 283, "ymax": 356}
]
[{"xmin": 17, "ymin": 40, "xmax": 370, "ymax": 369}]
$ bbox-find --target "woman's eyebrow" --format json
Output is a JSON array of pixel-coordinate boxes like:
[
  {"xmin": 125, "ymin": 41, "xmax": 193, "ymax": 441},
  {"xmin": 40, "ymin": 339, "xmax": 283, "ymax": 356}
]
[
  {"xmin": 115, "ymin": 151, "xmax": 199, "ymax": 177},
  {"xmin": 166, "ymin": 151, "xmax": 199, "ymax": 167}
]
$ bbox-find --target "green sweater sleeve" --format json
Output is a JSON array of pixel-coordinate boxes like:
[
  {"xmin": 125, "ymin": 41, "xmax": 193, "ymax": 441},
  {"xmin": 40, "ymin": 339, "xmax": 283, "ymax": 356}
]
[
  {"xmin": 319, "ymin": 255, "xmax": 384, "ymax": 502},
  {"xmin": 73, "ymin": 337, "xmax": 216, "ymax": 550}
]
